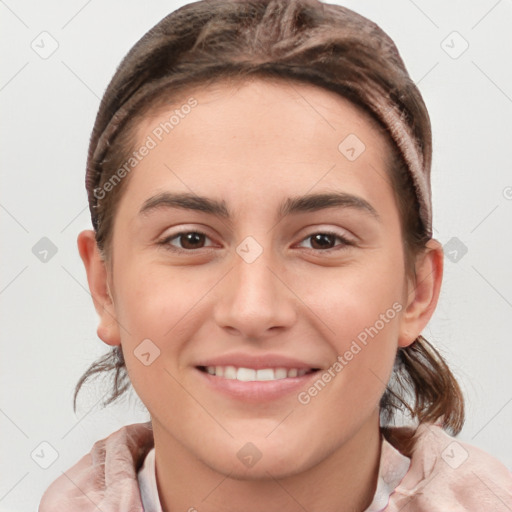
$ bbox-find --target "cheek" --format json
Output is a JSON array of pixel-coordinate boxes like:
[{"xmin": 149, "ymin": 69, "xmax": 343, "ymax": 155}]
[
  {"xmin": 113, "ymin": 262, "xmax": 199, "ymax": 337},
  {"xmin": 111, "ymin": 261, "xmax": 221, "ymax": 391},
  {"xmin": 113, "ymin": 265, "xmax": 201, "ymax": 412},
  {"xmin": 305, "ymin": 255, "xmax": 405, "ymax": 339},
  {"xmin": 301, "ymin": 252, "xmax": 405, "ymax": 396}
]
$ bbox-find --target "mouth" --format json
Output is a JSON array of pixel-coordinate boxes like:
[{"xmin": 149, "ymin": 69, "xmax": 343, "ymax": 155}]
[
  {"xmin": 195, "ymin": 361, "xmax": 322, "ymax": 403},
  {"xmin": 196, "ymin": 365, "xmax": 320, "ymax": 381}
]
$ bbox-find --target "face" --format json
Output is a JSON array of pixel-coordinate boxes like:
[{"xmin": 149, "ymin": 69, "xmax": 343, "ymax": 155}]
[{"xmin": 89, "ymin": 78, "xmax": 428, "ymax": 478}]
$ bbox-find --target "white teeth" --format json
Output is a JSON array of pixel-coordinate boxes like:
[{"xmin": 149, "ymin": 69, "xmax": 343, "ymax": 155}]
[
  {"xmin": 256, "ymin": 368, "xmax": 275, "ymax": 381},
  {"xmin": 203, "ymin": 366, "xmax": 312, "ymax": 381},
  {"xmin": 224, "ymin": 366, "xmax": 237, "ymax": 379},
  {"xmin": 237, "ymin": 367, "xmax": 256, "ymax": 381},
  {"xmin": 274, "ymin": 368, "xmax": 288, "ymax": 379}
]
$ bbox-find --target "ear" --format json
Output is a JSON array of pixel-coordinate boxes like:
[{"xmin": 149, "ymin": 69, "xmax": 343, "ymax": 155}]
[
  {"xmin": 77, "ymin": 230, "xmax": 121, "ymax": 347},
  {"xmin": 398, "ymin": 238, "xmax": 443, "ymax": 348}
]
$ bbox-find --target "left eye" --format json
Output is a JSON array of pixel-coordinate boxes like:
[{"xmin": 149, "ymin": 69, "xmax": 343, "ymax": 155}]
[
  {"xmin": 297, "ymin": 232, "xmax": 353, "ymax": 250},
  {"xmin": 161, "ymin": 231, "xmax": 214, "ymax": 251}
]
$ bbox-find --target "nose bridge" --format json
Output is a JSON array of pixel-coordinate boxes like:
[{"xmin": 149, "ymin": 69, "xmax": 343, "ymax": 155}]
[{"xmin": 213, "ymin": 243, "xmax": 296, "ymax": 338}]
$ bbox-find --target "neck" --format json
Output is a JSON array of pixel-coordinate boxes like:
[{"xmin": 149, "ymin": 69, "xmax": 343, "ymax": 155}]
[{"xmin": 152, "ymin": 410, "xmax": 382, "ymax": 512}]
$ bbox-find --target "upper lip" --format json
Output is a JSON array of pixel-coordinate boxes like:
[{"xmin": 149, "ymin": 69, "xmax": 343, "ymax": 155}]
[{"xmin": 195, "ymin": 352, "xmax": 321, "ymax": 370}]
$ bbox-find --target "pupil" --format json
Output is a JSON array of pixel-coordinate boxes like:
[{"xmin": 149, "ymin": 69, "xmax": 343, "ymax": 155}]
[
  {"xmin": 312, "ymin": 233, "xmax": 334, "ymax": 249},
  {"xmin": 182, "ymin": 232, "xmax": 204, "ymax": 249}
]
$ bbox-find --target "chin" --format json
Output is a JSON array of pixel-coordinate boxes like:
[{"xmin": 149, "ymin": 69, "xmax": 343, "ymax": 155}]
[{"xmin": 198, "ymin": 435, "xmax": 318, "ymax": 480}]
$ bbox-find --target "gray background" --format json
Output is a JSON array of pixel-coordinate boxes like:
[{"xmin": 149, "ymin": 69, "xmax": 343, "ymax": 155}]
[{"xmin": 1, "ymin": 1, "xmax": 511, "ymax": 510}]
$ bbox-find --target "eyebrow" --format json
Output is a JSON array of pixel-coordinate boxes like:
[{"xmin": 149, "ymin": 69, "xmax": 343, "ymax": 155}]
[{"xmin": 139, "ymin": 191, "xmax": 380, "ymax": 222}]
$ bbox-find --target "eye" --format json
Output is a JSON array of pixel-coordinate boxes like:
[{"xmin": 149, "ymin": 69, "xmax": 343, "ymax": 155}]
[
  {"xmin": 297, "ymin": 231, "xmax": 354, "ymax": 251},
  {"xmin": 159, "ymin": 230, "xmax": 215, "ymax": 251}
]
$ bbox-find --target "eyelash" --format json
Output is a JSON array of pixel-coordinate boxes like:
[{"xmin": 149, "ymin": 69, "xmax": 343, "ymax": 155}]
[{"xmin": 157, "ymin": 230, "xmax": 355, "ymax": 254}]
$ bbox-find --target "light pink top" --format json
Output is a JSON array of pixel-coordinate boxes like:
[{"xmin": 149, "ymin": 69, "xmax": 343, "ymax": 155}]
[{"xmin": 39, "ymin": 421, "xmax": 512, "ymax": 511}]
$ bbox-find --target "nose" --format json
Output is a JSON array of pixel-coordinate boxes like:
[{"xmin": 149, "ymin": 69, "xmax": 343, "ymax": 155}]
[{"xmin": 213, "ymin": 248, "xmax": 297, "ymax": 341}]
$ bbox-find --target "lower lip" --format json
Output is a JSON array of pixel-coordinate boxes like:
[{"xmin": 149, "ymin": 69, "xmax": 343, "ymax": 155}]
[{"xmin": 195, "ymin": 368, "xmax": 320, "ymax": 403}]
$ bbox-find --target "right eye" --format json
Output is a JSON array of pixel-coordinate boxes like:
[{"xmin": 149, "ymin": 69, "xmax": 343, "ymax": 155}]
[{"xmin": 158, "ymin": 230, "xmax": 215, "ymax": 252}]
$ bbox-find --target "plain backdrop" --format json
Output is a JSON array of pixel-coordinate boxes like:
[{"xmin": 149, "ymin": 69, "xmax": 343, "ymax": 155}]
[{"xmin": 1, "ymin": 1, "xmax": 511, "ymax": 510}]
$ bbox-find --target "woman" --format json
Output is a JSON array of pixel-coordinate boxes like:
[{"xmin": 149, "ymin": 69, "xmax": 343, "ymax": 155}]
[{"xmin": 39, "ymin": 0, "xmax": 512, "ymax": 510}]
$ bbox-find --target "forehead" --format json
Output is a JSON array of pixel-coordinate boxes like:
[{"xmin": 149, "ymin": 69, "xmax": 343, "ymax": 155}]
[
  {"xmin": 122, "ymin": 77, "xmax": 395, "ymax": 218},
  {"xmin": 136, "ymin": 76, "xmax": 388, "ymax": 151}
]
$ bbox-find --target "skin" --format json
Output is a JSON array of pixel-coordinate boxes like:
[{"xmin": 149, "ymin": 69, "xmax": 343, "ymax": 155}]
[{"xmin": 78, "ymin": 78, "xmax": 443, "ymax": 512}]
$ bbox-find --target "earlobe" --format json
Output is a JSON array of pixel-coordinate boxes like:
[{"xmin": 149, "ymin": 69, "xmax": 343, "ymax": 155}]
[
  {"xmin": 77, "ymin": 230, "xmax": 121, "ymax": 347},
  {"xmin": 398, "ymin": 238, "xmax": 444, "ymax": 348}
]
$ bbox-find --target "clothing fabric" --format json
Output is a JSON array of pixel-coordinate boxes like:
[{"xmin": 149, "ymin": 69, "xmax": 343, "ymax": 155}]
[
  {"xmin": 39, "ymin": 421, "xmax": 512, "ymax": 511},
  {"xmin": 137, "ymin": 447, "xmax": 159, "ymax": 512}
]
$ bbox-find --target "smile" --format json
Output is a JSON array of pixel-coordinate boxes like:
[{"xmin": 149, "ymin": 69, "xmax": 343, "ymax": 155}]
[{"xmin": 197, "ymin": 365, "xmax": 318, "ymax": 381}]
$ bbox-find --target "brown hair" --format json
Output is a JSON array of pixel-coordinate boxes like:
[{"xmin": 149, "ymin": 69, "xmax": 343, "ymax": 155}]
[{"xmin": 75, "ymin": 0, "xmax": 465, "ymax": 438}]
